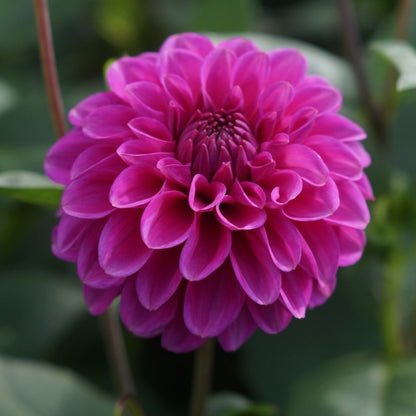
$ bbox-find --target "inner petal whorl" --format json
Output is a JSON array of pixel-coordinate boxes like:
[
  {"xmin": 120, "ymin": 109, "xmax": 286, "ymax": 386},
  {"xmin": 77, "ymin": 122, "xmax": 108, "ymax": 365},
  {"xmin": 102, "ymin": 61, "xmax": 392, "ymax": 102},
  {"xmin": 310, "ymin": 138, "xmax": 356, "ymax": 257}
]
[{"xmin": 176, "ymin": 110, "xmax": 258, "ymax": 180}]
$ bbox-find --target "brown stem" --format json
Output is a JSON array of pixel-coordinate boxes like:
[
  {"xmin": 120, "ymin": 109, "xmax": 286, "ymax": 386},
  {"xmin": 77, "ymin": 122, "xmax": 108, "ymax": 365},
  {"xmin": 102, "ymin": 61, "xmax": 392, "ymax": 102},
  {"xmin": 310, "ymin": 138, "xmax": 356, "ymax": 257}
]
[
  {"xmin": 190, "ymin": 339, "xmax": 215, "ymax": 416},
  {"xmin": 395, "ymin": 0, "xmax": 413, "ymax": 40},
  {"xmin": 337, "ymin": 0, "xmax": 386, "ymax": 146},
  {"xmin": 33, "ymin": 0, "xmax": 66, "ymax": 138},
  {"xmin": 101, "ymin": 306, "xmax": 137, "ymax": 398}
]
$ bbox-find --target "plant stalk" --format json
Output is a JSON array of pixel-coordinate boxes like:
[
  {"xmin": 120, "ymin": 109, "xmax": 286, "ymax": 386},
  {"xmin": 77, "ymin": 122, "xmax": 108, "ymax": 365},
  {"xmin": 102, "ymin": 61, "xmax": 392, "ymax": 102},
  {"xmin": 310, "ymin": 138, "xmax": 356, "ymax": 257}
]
[
  {"xmin": 336, "ymin": 0, "xmax": 386, "ymax": 146},
  {"xmin": 190, "ymin": 339, "xmax": 215, "ymax": 416},
  {"xmin": 33, "ymin": 0, "xmax": 66, "ymax": 138}
]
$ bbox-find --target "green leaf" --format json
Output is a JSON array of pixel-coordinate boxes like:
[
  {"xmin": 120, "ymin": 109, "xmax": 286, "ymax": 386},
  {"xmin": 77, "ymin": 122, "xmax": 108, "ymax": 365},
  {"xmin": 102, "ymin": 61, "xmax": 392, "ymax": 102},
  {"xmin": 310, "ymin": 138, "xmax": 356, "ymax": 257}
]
[
  {"xmin": 0, "ymin": 78, "xmax": 17, "ymax": 115},
  {"xmin": 207, "ymin": 392, "xmax": 277, "ymax": 416},
  {"xmin": 207, "ymin": 32, "xmax": 357, "ymax": 101},
  {"xmin": 0, "ymin": 170, "xmax": 63, "ymax": 207},
  {"xmin": 0, "ymin": 356, "xmax": 114, "ymax": 416},
  {"xmin": 0, "ymin": 271, "xmax": 85, "ymax": 357},
  {"xmin": 371, "ymin": 40, "xmax": 416, "ymax": 91},
  {"xmin": 287, "ymin": 354, "xmax": 416, "ymax": 416}
]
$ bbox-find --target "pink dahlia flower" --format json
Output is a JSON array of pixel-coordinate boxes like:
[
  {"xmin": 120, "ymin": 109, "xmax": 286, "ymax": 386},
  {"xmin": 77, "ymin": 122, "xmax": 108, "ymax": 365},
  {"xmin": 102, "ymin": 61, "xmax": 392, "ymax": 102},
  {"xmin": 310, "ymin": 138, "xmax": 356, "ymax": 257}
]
[{"xmin": 45, "ymin": 33, "xmax": 373, "ymax": 353}]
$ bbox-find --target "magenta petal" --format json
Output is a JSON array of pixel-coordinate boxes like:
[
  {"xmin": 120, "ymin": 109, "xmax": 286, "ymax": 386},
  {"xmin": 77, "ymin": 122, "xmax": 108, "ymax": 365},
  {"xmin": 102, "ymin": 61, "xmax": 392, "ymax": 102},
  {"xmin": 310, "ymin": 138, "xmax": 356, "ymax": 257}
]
[
  {"xmin": 184, "ymin": 260, "xmax": 245, "ymax": 337},
  {"xmin": 334, "ymin": 226, "xmax": 366, "ymax": 266},
  {"xmin": 69, "ymin": 92, "xmax": 123, "ymax": 126},
  {"xmin": 326, "ymin": 180, "xmax": 370, "ymax": 229},
  {"xmin": 120, "ymin": 277, "xmax": 177, "ymax": 337},
  {"xmin": 307, "ymin": 135, "xmax": 363, "ymax": 180},
  {"xmin": 71, "ymin": 144, "xmax": 116, "ymax": 180},
  {"xmin": 355, "ymin": 173, "xmax": 374, "ymax": 200},
  {"xmin": 83, "ymin": 105, "xmax": 136, "ymax": 139},
  {"xmin": 77, "ymin": 223, "xmax": 126, "ymax": 289},
  {"xmin": 161, "ymin": 313, "xmax": 205, "ymax": 353},
  {"xmin": 220, "ymin": 37, "xmax": 259, "ymax": 54},
  {"xmin": 297, "ymin": 220, "xmax": 339, "ymax": 286},
  {"xmin": 62, "ymin": 155, "xmax": 124, "ymax": 218},
  {"xmin": 287, "ymin": 107, "xmax": 317, "ymax": 142},
  {"xmin": 126, "ymin": 81, "xmax": 168, "ymax": 118},
  {"xmin": 83, "ymin": 284, "xmax": 122, "ymax": 315},
  {"xmin": 128, "ymin": 117, "xmax": 173, "ymax": 144},
  {"xmin": 106, "ymin": 57, "xmax": 159, "ymax": 101},
  {"xmin": 136, "ymin": 246, "xmax": 182, "ymax": 310},
  {"xmin": 310, "ymin": 113, "xmax": 366, "ymax": 141},
  {"xmin": 98, "ymin": 210, "xmax": 151, "ymax": 277},
  {"xmin": 274, "ymin": 144, "xmax": 329, "ymax": 186},
  {"xmin": 116, "ymin": 140, "xmax": 173, "ymax": 166},
  {"xmin": 52, "ymin": 214, "xmax": 90, "ymax": 261},
  {"xmin": 109, "ymin": 165, "xmax": 165, "ymax": 208},
  {"xmin": 161, "ymin": 49, "xmax": 204, "ymax": 95},
  {"xmin": 248, "ymin": 299, "xmax": 292, "ymax": 334},
  {"xmin": 259, "ymin": 81, "xmax": 294, "ymax": 116},
  {"xmin": 230, "ymin": 180, "xmax": 265, "ymax": 208},
  {"xmin": 283, "ymin": 178, "xmax": 339, "ymax": 221},
  {"xmin": 217, "ymin": 306, "xmax": 257, "ymax": 351},
  {"xmin": 280, "ymin": 268, "xmax": 312, "ymax": 318},
  {"xmin": 44, "ymin": 128, "xmax": 94, "ymax": 185},
  {"xmin": 163, "ymin": 74, "xmax": 195, "ymax": 110},
  {"xmin": 288, "ymin": 85, "xmax": 342, "ymax": 115},
  {"xmin": 160, "ymin": 33, "xmax": 214, "ymax": 57},
  {"xmin": 157, "ymin": 157, "xmax": 191, "ymax": 187},
  {"xmin": 202, "ymin": 48, "xmax": 236, "ymax": 109},
  {"xmin": 141, "ymin": 191, "xmax": 195, "ymax": 249},
  {"xmin": 267, "ymin": 48, "xmax": 307, "ymax": 86},
  {"xmin": 264, "ymin": 213, "xmax": 302, "ymax": 271},
  {"xmin": 260, "ymin": 170, "xmax": 303, "ymax": 206},
  {"xmin": 231, "ymin": 230, "xmax": 281, "ymax": 305},
  {"xmin": 216, "ymin": 196, "xmax": 266, "ymax": 231},
  {"xmin": 180, "ymin": 213, "xmax": 231, "ymax": 281},
  {"xmin": 188, "ymin": 174, "xmax": 227, "ymax": 212}
]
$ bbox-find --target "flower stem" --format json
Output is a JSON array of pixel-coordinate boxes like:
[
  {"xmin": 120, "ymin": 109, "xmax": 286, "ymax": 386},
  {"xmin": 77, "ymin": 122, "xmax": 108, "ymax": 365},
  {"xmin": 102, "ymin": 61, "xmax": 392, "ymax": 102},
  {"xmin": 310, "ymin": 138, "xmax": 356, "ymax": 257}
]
[
  {"xmin": 33, "ymin": 0, "xmax": 66, "ymax": 138},
  {"xmin": 190, "ymin": 339, "xmax": 215, "ymax": 416},
  {"xmin": 336, "ymin": 0, "xmax": 386, "ymax": 146},
  {"xmin": 101, "ymin": 306, "xmax": 138, "ymax": 396}
]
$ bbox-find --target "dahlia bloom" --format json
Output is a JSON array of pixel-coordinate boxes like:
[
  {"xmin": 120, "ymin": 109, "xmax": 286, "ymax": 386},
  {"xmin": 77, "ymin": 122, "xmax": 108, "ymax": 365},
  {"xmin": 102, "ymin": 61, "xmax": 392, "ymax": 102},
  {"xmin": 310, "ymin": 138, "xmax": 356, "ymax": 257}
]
[{"xmin": 45, "ymin": 33, "xmax": 373, "ymax": 353}]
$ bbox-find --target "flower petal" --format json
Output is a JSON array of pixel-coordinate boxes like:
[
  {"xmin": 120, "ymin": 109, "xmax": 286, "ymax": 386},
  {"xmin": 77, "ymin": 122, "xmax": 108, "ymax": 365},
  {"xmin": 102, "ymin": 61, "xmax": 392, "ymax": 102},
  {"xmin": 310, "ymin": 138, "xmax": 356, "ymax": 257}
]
[
  {"xmin": 160, "ymin": 33, "xmax": 214, "ymax": 57},
  {"xmin": 188, "ymin": 174, "xmax": 227, "ymax": 212},
  {"xmin": 136, "ymin": 246, "xmax": 183, "ymax": 310},
  {"xmin": 280, "ymin": 268, "xmax": 312, "ymax": 318},
  {"xmin": 248, "ymin": 299, "xmax": 292, "ymax": 334},
  {"xmin": 216, "ymin": 196, "xmax": 266, "ymax": 230},
  {"xmin": 44, "ymin": 128, "xmax": 94, "ymax": 185},
  {"xmin": 62, "ymin": 155, "xmax": 124, "ymax": 218},
  {"xmin": 157, "ymin": 157, "xmax": 191, "ymax": 187},
  {"xmin": 264, "ymin": 213, "xmax": 302, "ymax": 271},
  {"xmin": 326, "ymin": 180, "xmax": 370, "ymax": 229},
  {"xmin": 98, "ymin": 210, "xmax": 151, "ymax": 277},
  {"xmin": 120, "ymin": 277, "xmax": 177, "ymax": 337},
  {"xmin": 306, "ymin": 135, "xmax": 363, "ymax": 179},
  {"xmin": 218, "ymin": 38, "xmax": 259, "ymax": 56},
  {"xmin": 310, "ymin": 113, "xmax": 366, "ymax": 141},
  {"xmin": 283, "ymin": 177, "xmax": 339, "ymax": 221},
  {"xmin": 267, "ymin": 48, "xmax": 307, "ymax": 86},
  {"xmin": 109, "ymin": 164, "xmax": 165, "ymax": 208},
  {"xmin": 162, "ymin": 74, "xmax": 195, "ymax": 110},
  {"xmin": 83, "ymin": 105, "xmax": 136, "ymax": 139},
  {"xmin": 69, "ymin": 92, "xmax": 123, "ymax": 126},
  {"xmin": 202, "ymin": 48, "xmax": 236, "ymax": 109},
  {"xmin": 217, "ymin": 306, "xmax": 257, "ymax": 351},
  {"xmin": 334, "ymin": 226, "xmax": 366, "ymax": 266},
  {"xmin": 180, "ymin": 213, "xmax": 231, "ymax": 281},
  {"xmin": 297, "ymin": 220, "xmax": 339, "ymax": 286},
  {"xmin": 184, "ymin": 260, "xmax": 245, "ymax": 337},
  {"xmin": 141, "ymin": 191, "xmax": 195, "ymax": 249},
  {"xmin": 231, "ymin": 229, "xmax": 281, "ymax": 305},
  {"xmin": 274, "ymin": 144, "xmax": 329, "ymax": 186},
  {"xmin": 83, "ymin": 284, "xmax": 122, "ymax": 315}
]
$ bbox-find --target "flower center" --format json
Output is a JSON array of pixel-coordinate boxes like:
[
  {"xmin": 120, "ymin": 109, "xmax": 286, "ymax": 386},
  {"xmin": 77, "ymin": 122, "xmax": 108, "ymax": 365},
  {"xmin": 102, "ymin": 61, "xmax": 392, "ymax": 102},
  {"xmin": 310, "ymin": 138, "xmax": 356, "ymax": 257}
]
[{"xmin": 176, "ymin": 110, "xmax": 258, "ymax": 180}]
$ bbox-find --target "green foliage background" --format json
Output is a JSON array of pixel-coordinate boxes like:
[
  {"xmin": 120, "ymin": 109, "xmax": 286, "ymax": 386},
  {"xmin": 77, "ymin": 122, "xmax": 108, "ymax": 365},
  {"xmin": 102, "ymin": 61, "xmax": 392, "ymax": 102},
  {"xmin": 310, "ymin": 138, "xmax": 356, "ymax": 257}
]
[{"xmin": 1, "ymin": 0, "xmax": 416, "ymax": 415}]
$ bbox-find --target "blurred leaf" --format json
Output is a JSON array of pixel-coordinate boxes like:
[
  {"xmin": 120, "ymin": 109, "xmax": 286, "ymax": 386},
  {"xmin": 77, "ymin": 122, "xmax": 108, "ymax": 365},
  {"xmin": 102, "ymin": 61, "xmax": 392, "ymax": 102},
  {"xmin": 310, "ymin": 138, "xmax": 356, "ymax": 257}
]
[
  {"xmin": 207, "ymin": 392, "xmax": 277, "ymax": 416},
  {"xmin": 371, "ymin": 40, "xmax": 416, "ymax": 91},
  {"xmin": 190, "ymin": 0, "xmax": 256, "ymax": 33},
  {"xmin": 0, "ymin": 79, "xmax": 17, "ymax": 115},
  {"xmin": 287, "ymin": 354, "xmax": 416, "ymax": 416},
  {"xmin": 0, "ymin": 355, "xmax": 114, "ymax": 416},
  {"xmin": 0, "ymin": 271, "xmax": 85, "ymax": 357},
  {"xmin": 207, "ymin": 32, "xmax": 357, "ymax": 101},
  {"xmin": 0, "ymin": 170, "xmax": 62, "ymax": 207}
]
